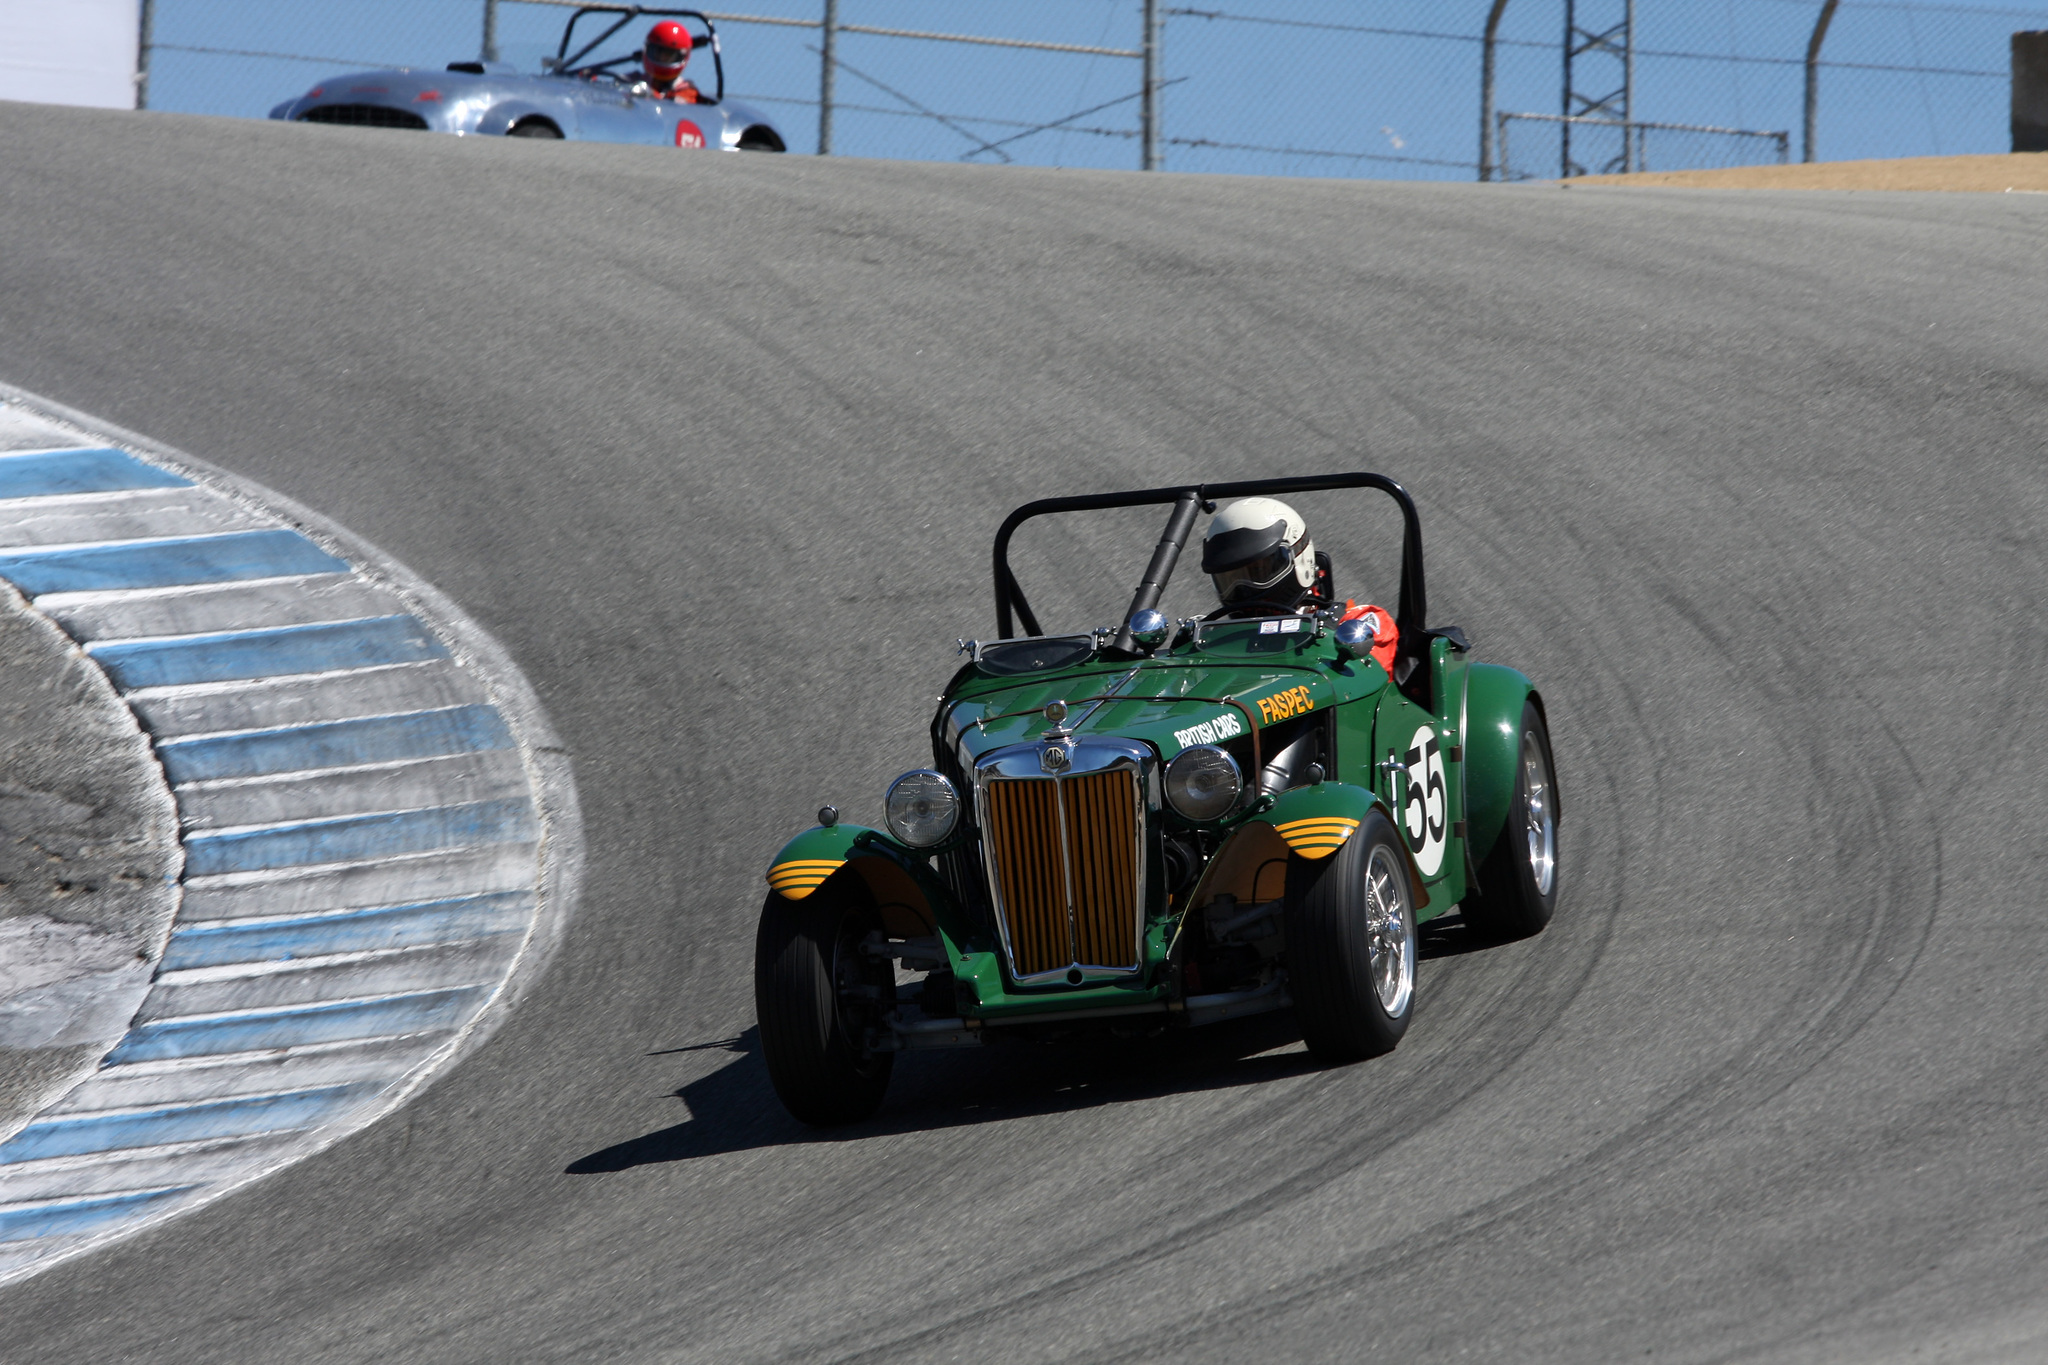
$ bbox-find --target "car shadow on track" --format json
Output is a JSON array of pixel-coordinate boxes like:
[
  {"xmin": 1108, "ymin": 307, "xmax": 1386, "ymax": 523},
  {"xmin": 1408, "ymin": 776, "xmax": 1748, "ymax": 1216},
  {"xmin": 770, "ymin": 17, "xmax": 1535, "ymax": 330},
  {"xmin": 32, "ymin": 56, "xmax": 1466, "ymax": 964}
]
[{"xmin": 565, "ymin": 911, "xmax": 1491, "ymax": 1173}]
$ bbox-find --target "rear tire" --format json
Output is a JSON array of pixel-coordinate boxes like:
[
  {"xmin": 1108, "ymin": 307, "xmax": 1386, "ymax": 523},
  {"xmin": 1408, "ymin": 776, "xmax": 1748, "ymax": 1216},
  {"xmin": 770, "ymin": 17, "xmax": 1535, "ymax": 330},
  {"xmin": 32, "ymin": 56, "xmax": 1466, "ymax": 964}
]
[
  {"xmin": 754, "ymin": 876, "xmax": 895, "ymax": 1125},
  {"xmin": 507, "ymin": 119, "xmax": 563, "ymax": 139},
  {"xmin": 1463, "ymin": 700, "xmax": 1559, "ymax": 942},
  {"xmin": 1284, "ymin": 810, "xmax": 1417, "ymax": 1063}
]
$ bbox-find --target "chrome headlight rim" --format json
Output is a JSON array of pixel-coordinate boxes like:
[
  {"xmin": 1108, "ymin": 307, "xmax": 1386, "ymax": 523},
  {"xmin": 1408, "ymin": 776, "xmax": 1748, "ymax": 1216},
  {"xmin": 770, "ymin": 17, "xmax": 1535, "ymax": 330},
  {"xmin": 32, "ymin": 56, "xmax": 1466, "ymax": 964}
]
[
  {"xmin": 1334, "ymin": 616, "xmax": 1378, "ymax": 662},
  {"xmin": 1164, "ymin": 744, "xmax": 1243, "ymax": 822},
  {"xmin": 883, "ymin": 769, "xmax": 961, "ymax": 848}
]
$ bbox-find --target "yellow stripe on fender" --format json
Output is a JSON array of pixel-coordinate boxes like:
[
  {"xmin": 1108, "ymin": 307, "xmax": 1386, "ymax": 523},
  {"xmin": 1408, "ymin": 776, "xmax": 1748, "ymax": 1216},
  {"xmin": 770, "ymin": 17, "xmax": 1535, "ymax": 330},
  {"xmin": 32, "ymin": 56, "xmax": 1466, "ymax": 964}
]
[
  {"xmin": 767, "ymin": 858, "xmax": 844, "ymax": 900},
  {"xmin": 1273, "ymin": 816, "xmax": 1361, "ymax": 860}
]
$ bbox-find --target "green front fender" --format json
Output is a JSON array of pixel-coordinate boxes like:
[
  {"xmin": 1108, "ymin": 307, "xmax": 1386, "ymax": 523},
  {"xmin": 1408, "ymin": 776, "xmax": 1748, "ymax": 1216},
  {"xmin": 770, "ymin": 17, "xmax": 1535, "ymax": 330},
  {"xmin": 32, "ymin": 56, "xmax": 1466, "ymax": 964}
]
[
  {"xmin": 764, "ymin": 823, "xmax": 981, "ymax": 953},
  {"xmin": 1253, "ymin": 781, "xmax": 1431, "ymax": 909},
  {"xmin": 1258, "ymin": 781, "xmax": 1380, "ymax": 860},
  {"xmin": 1464, "ymin": 662, "xmax": 1542, "ymax": 858},
  {"xmin": 764, "ymin": 823, "xmax": 871, "ymax": 901}
]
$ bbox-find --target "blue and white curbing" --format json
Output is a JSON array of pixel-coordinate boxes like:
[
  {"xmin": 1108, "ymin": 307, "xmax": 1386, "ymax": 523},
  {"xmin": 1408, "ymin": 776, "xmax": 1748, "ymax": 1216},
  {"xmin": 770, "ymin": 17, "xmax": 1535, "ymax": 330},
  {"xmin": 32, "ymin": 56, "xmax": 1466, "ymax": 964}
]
[{"xmin": 0, "ymin": 386, "xmax": 581, "ymax": 1285}]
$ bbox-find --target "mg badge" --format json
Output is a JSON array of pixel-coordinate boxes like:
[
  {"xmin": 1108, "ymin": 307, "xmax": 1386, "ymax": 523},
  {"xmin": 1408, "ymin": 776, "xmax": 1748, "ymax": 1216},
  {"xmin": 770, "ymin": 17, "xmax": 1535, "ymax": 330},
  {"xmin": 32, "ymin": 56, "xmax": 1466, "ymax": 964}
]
[{"xmin": 1041, "ymin": 745, "xmax": 1070, "ymax": 773}]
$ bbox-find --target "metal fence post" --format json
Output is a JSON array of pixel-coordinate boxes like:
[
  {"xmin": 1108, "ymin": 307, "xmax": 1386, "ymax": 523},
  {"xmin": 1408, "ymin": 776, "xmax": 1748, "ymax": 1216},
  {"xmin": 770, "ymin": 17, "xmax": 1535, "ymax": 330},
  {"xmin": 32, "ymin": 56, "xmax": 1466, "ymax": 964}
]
[
  {"xmin": 2019, "ymin": 31, "xmax": 2048, "ymax": 152},
  {"xmin": 136, "ymin": 0, "xmax": 155, "ymax": 110},
  {"xmin": 482, "ymin": 0, "xmax": 500, "ymax": 62},
  {"xmin": 1480, "ymin": 0, "xmax": 1511, "ymax": 180},
  {"xmin": 1623, "ymin": 0, "xmax": 1636, "ymax": 172},
  {"xmin": 1803, "ymin": 0, "xmax": 1840, "ymax": 162},
  {"xmin": 818, "ymin": 0, "xmax": 839, "ymax": 155},
  {"xmin": 1141, "ymin": 0, "xmax": 1161, "ymax": 170},
  {"xmin": 1563, "ymin": 0, "xmax": 1632, "ymax": 177},
  {"xmin": 1561, "ymin": 0, "xmax": 1573, "ymax": 177}
]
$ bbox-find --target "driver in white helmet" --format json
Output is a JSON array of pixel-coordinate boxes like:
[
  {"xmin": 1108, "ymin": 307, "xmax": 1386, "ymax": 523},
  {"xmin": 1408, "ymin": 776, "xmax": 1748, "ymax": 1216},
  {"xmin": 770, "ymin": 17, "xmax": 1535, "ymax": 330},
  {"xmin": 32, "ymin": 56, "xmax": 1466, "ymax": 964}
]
[{"xmin": 1200, "ymin": 497, "xmax": 1398, "ymax": 673}]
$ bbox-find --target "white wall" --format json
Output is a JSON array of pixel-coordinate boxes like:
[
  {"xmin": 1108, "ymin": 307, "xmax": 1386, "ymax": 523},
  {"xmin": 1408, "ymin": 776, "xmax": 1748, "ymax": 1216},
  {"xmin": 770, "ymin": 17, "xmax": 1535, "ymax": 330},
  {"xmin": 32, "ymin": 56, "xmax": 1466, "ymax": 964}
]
[{"xmin": 0, "ymin": 0, "xmax": 142, "ymax": 110}]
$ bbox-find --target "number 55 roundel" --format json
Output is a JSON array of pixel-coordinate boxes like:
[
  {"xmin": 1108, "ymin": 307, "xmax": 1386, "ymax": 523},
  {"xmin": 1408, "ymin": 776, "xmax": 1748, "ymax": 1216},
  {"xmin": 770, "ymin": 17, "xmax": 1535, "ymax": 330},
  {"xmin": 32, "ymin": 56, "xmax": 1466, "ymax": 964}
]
[
  {"xmin": 675, "ymin": 120, "xmax": 706, "ymax": 149},
  {"xmin": 1400, "ymin": 724, "xmax": 1448, "ymax": 877}
]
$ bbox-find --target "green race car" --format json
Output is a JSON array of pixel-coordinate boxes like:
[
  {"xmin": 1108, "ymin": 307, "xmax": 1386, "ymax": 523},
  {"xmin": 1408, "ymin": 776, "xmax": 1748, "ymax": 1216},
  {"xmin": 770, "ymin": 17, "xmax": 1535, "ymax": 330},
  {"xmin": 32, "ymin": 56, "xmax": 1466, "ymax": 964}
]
[{"xmin": 755, "ymin": 474, "xmax": 1558, "ymax": 1125}]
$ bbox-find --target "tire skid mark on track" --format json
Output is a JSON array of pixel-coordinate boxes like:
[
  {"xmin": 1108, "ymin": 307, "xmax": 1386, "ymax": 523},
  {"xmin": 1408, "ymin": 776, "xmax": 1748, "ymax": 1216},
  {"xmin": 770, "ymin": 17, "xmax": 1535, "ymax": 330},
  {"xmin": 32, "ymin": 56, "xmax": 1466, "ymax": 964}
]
[
  {"xmin": 801, "ymin": 490, "xmax": 1934, "ymax": 1365},
  {"xmin": 763, "ymin": 513, "xmax": 1652, "ymax": 1365},
  {"xmin": 0, "ymin": 391, "xmax": 579, "ymax": 1286},
  {"xmin": 3, "ymin": 114, "xmax": 2045, "ymax": 1363},
  {"xmin": 789, "ymin": 661, "xmax": 1640, "ymax": 1365},
  {"xmin": 1077, "ymin": 587, "xmax": 1948, "ymax": 1365}
]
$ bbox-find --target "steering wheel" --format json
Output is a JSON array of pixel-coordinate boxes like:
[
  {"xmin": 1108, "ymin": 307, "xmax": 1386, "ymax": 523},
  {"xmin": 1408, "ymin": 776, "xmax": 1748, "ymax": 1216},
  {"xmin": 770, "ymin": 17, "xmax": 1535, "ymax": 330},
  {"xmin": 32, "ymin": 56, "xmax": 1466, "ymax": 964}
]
[{"xmin": 568, "ymin": 52, "xmax": 640, "ymax": 81}]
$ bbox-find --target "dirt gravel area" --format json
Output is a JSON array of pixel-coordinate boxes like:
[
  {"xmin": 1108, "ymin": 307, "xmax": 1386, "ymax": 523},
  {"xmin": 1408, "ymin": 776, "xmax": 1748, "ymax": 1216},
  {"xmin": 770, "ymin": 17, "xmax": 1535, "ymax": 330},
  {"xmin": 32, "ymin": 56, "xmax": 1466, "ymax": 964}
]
[
  {"xmin": 0, "ymin": 576, "xmax": 181, "ymax": 1144},
  {"xmin": 1573, "ymin": 150, "xmax": 2048, "ymax": 191}
]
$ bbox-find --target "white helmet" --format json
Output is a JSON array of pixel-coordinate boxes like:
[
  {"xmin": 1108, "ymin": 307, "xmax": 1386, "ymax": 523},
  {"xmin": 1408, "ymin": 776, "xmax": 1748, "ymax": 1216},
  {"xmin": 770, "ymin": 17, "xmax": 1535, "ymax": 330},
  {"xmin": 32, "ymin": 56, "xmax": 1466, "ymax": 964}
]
[{"xmin": 1200, "ymin": 497, "xmax": 1316, "ymax": 605}]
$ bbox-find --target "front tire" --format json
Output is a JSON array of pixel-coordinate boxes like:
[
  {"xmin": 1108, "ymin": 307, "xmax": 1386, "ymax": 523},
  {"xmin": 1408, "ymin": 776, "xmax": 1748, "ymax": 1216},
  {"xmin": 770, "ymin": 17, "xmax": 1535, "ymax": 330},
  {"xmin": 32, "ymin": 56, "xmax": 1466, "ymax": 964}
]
[
  {"xmin": 1464, "ymin": 700, "xmax": 1559, "ymax": 941},
  {"xmin": 1284, "ymin": 810, "xmax": 1417, "ymax": 1063},
  {"xmin": 754, "ymin": 875, "xmax": 895, "ymax": 1125}
]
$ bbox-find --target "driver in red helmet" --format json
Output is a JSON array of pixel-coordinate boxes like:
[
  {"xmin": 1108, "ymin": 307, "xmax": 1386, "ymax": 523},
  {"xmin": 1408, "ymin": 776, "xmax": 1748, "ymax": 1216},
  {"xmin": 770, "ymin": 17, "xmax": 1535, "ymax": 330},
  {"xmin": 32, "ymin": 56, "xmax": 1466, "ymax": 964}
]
[{"xmin": 640, "ymin": 21, "xmax": 700, "ymax": 102}]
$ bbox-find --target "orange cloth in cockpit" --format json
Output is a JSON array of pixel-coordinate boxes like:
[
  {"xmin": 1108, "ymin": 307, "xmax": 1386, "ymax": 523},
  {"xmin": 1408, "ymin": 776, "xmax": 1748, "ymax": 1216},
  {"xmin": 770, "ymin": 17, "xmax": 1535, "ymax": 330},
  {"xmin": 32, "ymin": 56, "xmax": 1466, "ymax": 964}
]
[{"xmin": 1340, "ymin": 601, "xmax": 1398, "ymax": 675}]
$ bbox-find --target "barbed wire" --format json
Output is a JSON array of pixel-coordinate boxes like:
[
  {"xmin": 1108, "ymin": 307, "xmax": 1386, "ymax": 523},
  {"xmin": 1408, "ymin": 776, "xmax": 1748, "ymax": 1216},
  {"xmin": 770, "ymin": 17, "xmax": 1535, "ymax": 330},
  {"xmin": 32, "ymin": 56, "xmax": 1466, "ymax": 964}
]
[
  {"xmin": 1748, "ymin": 0, "xmax": 2048, "ymax": 15},
  {"xmin": 1636, "ymin": 48, "xmax": 2005, "ymax": 76},
  {"xmin": 961, "ymin": 80, "xmax": 1185, "ymax": 161},
  {"xmin": 733, "ymin": 93, "xmax": 1137, "ymax": 140},
  {"xmin": 727, "ymin": 90, "xmax": 1480, "ymax": 171},
  {"xmin": 1162, "ymin": 6, "xmax": 2013, "ymax": 76},
  {"xmin": 734, "ymin": 94, "xmax": 1138, "ymax": 140},
  {"xmin": 1162, "ymin": 136, "xmax": 1477, "ymax": 170},
  {"xmin": 540, "ymin": 5, "xmax": 1148, "ymax": 58},
  {"xmin": 159, "ymin": 34, "xmax": 2010, "ymax": 84},
  {"xmin": 802, "ymin": 43, "xmax": 1011, "ymax": 160},
  {"xmin": 152, "ymin": 42, "xmax": 396, "ymax": 67},
  {"xmin": 1163, "ymin": 8, "xmax": 1548, "ymax": 50}
]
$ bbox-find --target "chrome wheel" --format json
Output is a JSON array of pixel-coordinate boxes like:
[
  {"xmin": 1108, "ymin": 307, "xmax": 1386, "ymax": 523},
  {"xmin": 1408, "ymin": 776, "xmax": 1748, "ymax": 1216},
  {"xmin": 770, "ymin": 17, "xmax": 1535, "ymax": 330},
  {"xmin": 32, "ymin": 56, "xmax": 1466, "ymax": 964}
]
[
  {"xmin": 1286, "ymin": 810, "xmax": 1416, "ymax": 1061},
  {"xmin": 1363, "ymin": 843, "xmax": 1415, "ymax": 1017},
  {"xmin": 1522, "ymin": 729, "xmax": 1556, "ymax": 897}
]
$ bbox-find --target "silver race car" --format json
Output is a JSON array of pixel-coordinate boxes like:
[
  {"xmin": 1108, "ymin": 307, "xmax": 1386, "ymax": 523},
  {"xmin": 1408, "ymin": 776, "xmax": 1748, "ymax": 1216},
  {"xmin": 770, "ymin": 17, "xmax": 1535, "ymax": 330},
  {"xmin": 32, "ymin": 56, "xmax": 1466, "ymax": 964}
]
[{"xmin": 269, "ymin": 5, "xmax": 787, "ymax": 152}]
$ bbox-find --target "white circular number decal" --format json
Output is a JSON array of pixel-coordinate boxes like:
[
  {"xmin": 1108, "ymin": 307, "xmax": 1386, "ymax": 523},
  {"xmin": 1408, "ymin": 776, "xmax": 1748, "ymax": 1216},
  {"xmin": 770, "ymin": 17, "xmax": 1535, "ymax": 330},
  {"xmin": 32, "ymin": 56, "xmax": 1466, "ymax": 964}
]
[{"xmin": 1400, "ymin": 723, "xmax": 1448, "ymax": 877}]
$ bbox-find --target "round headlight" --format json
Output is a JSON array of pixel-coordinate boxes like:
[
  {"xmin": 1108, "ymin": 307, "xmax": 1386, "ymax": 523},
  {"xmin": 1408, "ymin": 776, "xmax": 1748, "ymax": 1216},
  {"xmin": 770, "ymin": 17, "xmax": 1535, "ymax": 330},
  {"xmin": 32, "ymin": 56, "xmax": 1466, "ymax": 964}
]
[
  {"xmin": 884, "ymin": 770, "xmax": 960, "ymax": 848},
  {"xmin": 1165, "ymin": 744, "xmax": 1242, "ymax": 821}
]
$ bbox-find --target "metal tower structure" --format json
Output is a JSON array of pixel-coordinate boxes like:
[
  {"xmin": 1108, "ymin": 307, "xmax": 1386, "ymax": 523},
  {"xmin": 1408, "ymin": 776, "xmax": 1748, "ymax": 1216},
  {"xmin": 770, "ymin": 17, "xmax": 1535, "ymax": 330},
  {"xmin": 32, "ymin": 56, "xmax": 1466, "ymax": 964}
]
[{"xmin": 1562, "ymin": 0, "xmax": 1635, "ymax": 176}]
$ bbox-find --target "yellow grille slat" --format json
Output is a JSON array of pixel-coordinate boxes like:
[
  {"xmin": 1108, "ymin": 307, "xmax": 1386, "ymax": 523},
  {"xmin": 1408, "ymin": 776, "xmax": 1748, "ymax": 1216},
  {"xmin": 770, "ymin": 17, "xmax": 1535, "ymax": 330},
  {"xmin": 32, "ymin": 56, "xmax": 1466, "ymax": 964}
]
[
  {"xmin": 984, "ymin": 769, "xmax": 1141, "ymax": 977},
  {"xmin": 987, "ymin": 779, "xmax": 1066, "ymax": 977},
  {"xmin": 1066, "ymin": 771, "xmax": 1137, "ymax": 969}
]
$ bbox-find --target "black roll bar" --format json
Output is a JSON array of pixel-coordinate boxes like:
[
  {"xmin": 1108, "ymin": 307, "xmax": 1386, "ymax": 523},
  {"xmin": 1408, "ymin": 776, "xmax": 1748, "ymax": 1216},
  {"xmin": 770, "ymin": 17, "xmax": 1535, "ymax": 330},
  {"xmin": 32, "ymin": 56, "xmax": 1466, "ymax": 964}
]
[
  {"xmin": 1109, "ymin": 490, "xmax": 1203, "ymax": 652},
  {"xmin": 558, "ymin": 6, "xmax": 725, "ymax": 104},
  {"xmin": 992, "ymin": 473, "xmax": 1427, "ymax": 648}
]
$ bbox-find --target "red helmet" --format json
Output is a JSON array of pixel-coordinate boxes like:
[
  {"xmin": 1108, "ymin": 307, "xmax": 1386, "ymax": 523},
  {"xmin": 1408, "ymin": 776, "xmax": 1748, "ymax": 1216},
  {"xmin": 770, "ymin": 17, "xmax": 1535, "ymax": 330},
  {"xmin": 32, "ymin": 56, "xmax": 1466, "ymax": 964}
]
[{"xmin": 644, "ymin": 21, "xmax": 692, "ymax": 83}]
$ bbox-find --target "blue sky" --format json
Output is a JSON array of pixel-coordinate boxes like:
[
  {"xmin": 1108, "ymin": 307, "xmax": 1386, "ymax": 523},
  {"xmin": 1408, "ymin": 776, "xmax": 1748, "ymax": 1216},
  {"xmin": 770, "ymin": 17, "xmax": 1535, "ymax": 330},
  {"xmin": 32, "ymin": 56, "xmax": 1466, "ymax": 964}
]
[{"xmin": 146, "ymin": 1, "xmax": 2048, "ymax": 177}]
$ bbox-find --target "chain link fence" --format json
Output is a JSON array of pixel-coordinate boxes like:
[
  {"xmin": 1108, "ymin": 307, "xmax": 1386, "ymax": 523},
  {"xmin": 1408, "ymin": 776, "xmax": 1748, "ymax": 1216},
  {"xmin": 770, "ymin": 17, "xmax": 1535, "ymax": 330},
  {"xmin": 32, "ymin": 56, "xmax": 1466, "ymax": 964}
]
[{"xmin": 136, "ymin": 1, "xmax": 2048, "ymax": 179}]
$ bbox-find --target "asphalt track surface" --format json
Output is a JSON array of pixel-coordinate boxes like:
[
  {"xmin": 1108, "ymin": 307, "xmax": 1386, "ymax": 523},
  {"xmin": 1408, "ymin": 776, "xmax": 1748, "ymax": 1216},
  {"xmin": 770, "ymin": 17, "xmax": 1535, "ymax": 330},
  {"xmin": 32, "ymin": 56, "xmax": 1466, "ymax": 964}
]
[{"xmin": 3, "ymin": 102, "xmax": 2045, "ymax": 1363}]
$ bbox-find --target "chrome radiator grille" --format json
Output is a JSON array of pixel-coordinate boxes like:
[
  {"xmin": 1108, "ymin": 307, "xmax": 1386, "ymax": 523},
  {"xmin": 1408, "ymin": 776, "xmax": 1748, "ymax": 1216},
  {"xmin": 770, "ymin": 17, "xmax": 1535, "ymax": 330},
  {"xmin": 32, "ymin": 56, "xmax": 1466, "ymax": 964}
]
[{"xmin": 982, "ymin": 768, "xmax": 1143, "ymax": 978}]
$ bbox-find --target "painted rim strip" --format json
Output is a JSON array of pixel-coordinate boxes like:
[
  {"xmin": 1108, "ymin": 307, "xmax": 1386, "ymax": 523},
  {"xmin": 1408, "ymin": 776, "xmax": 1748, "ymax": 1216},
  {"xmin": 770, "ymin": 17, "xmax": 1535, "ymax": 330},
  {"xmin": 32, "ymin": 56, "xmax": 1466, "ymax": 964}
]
[{"xmin": 0, "ymin": 388, "xmax": 581, "ymax": 1286}]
